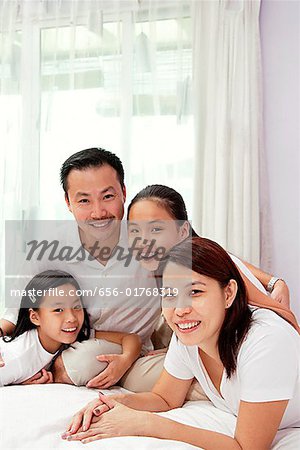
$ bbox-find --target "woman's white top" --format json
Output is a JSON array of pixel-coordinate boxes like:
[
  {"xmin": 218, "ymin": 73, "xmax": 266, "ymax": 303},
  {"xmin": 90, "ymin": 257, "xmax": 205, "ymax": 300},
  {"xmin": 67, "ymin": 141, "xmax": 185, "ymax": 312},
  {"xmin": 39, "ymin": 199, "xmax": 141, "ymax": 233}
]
[
  {"xmin": 0, "ymin": 329, "xmax": 57, "ymax": 386},
  {"xmin": 164, "ymin": 308, "xmax": 300, "ymax": 429}
]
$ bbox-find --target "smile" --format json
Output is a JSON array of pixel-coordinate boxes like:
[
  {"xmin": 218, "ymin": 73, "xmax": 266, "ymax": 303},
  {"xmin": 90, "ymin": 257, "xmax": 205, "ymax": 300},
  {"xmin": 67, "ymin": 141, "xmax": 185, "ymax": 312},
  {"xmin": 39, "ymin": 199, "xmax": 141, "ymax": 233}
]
[
  {"xmin": 176, "ymin": 321, "xmax": 201, "ymax": 333},
  {"xmin": 89, "ymin": 219, "xmax": 113, "ymax": 229},
  {"xmin": 139, "ymin": 250, "xmax": 159, "ymax": 260},
  {"xmin": 61, "ymin": 327, "xmax": 77, "ymax": 333}
]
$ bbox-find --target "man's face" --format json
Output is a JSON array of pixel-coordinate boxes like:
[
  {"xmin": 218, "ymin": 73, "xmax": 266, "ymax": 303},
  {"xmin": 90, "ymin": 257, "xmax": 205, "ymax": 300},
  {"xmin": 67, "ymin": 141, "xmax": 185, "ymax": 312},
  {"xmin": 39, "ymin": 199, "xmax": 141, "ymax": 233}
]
[{"xmin": 65, "ymin": 164, "xmax": 126, "ymax": 244}]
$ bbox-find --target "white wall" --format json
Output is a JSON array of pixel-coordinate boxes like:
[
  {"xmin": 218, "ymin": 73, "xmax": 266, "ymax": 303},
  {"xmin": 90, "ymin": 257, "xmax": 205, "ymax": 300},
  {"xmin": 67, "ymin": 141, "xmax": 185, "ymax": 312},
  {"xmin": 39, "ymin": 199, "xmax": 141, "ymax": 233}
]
[{"xmin": 260, "ymin": 0, "xmax": 300, "ymax": 319}]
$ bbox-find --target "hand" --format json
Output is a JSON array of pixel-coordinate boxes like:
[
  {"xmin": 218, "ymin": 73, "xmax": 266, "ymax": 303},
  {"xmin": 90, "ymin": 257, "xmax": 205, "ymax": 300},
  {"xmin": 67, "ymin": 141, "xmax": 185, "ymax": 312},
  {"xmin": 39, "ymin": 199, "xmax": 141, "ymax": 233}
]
[
  {"xmin": 271, "ymin": 280, "xmax": 290, "ymax": 308},
  {"xmin": 62, "ymin": 395, "xmax": 148, "ymax": 443},
  {"xmin": 0, "ymin": 352, "xmax": 4, "ymax": 368},
  {"xmin": 86, "ymin": 354, "xmax": 131, "ymax": 389},
  {"xmin": 63, "ymin": 392, "xmax": 124, "ymax": 435},
  {"xmin": 146, "ymin": 348, "xmax": 168, "ymax": 356},
  {"xmin": 21, "ymin": 368, "xmax": 53, "ymax": 385}
]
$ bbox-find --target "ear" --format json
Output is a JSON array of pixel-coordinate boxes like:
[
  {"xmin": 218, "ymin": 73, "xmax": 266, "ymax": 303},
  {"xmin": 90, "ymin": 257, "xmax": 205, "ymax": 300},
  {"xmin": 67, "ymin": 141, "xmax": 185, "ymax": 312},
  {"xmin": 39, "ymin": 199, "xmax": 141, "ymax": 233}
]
[
  {"xmin": 122, "ymin": 185, "xmax": 127, "ymax": 203},
  {"xmin": 29, "ymin": 309, "xmax": 40, "ymax": 327},
  {"xmin": 179, "ymin": 221, "xmax": 190, "ymax": 242},
  {"xmin": 224, "ymin": 279, "xmax": 238, "ymax": 309},
  {"xmin": 65, "ymin": 193, "xmax": 72, "ymax": 213}
]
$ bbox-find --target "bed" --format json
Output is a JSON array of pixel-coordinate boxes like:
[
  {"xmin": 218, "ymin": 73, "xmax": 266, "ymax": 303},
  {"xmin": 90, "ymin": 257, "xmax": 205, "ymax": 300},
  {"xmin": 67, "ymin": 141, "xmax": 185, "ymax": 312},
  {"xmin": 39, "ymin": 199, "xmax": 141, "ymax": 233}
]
[{"xmin": 1, "ymin": 384, "xmax": 299, "ymax": 449}]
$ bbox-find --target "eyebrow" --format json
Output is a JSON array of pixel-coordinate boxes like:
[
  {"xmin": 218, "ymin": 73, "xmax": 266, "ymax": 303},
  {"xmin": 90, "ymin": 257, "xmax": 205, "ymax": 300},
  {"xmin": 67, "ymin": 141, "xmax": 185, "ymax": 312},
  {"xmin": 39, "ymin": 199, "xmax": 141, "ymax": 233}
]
[
  {"xmin": 49, "ymin": 298, "xmax": 81, "ymax": 307},
  {"xmin": 162, "ymin": 280, "xmax": 207, "ymax": 289},
  {"xmin": 74, "ymin": 186, "xmax": 116, "ymax": 199},
  {"xmin": 129, "ymin": 220, "xmax": 166, "ymax": 226}
]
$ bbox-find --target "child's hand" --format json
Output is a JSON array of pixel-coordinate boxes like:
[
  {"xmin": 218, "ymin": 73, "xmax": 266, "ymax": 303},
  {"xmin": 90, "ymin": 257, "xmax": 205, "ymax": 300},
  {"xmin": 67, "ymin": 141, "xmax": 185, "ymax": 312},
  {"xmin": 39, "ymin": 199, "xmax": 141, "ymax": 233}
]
[
  {"xmin": 21, "ymin": 368, "xmax": 53, "ymax": 385},
  {"xmin": 86, "ymin": 354, "xmax": 131, "ymax": 389}
]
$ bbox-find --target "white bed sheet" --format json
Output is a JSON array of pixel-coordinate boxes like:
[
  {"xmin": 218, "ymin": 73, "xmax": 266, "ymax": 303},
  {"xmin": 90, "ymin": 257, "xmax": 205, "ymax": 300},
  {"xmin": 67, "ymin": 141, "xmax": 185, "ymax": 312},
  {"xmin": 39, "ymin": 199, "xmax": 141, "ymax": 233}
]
[{"xmin": 0, "ymin": 384, "xmax": 299, "ymax": 449}]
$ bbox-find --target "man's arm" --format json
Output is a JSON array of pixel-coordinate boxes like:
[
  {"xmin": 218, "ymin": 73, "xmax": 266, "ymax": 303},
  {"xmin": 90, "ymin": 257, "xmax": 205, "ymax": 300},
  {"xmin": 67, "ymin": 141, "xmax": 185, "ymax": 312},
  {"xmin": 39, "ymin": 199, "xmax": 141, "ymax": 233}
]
[{"xmin": 242, "ymin": 260, "xmax": 290, "ymax": 307}]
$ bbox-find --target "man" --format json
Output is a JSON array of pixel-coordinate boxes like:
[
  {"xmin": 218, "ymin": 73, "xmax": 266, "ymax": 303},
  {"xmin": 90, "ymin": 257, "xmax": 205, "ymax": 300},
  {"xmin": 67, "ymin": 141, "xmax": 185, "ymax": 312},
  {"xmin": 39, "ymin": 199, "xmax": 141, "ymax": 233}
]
[{"xmin": 0, "ymin": 148, "xmax": 291, "ymax": 391}]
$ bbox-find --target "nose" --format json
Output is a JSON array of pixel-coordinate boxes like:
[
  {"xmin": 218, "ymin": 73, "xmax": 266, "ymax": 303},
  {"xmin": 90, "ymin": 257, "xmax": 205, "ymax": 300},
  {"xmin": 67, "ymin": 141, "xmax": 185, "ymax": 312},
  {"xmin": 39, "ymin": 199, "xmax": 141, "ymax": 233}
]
[
  {"xmin": 174, "ymin": 296, "xmax": 192, "ymax": 316},
  {"xmin": 90, "ymin": 200, "xmax": 107, "ymax": 219},
  {"xmin": 64, "ymin": 309, "xmax": 77, "ymax": 323}
]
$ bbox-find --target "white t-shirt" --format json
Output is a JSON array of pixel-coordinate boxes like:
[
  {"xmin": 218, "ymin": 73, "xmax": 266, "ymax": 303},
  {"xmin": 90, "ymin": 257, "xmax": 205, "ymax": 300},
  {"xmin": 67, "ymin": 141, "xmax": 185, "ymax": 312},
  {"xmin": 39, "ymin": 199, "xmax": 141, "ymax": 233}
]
[
  {"xmin": 3, "ymin": 221, "xmax": 161, "ymax": 353},
  {"xmin": 0, "ymin": 329, "xmax": 58, "ymax": 386},
  {"xmin": 164, "ymin": 308, "xmax": 300, "ymax": 429}
]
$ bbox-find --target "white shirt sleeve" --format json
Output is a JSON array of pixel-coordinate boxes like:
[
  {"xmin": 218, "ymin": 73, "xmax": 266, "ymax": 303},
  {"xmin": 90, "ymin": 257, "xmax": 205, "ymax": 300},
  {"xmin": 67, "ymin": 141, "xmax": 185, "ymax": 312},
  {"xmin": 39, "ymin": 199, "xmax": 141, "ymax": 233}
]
[
  {"xmin": 238, "ymin": 324, "xmax": 299, "ymax": 402},
  {"xmin": 2, "ymin": 308, "xmax": 19, "ymax": 325},
  {"xmin": 164, "ymin": 333, "xmax": 194, "ymax": 380}
]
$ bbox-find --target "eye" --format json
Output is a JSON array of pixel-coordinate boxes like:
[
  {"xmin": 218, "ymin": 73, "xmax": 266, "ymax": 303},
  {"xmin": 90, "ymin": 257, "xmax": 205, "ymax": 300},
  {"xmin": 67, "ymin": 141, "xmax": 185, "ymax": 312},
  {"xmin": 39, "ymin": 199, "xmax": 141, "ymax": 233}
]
[
  {"xmin": 78, "ymin": 199, "xmax": 89, "ymax": 204},
  {"xmin": 73, "ymin": 304, "xmax": 82, "ymax": 310},
  {"xmin": 151, "ymin": 227, "xmax": 163, "ymax": 233},
  {"xmin": 190, "ymin": 289, "xmax": 204, "ymax": 296},
  {"xmin": 103, "ymin": 193, "xmax": 115, "ymax": 201},
  {"xmin": 53, "ymin": 308, "xmax": 63, "ymax": 313},
  {"xmin": 129, "ymin": 228, "xmax": 140, "ymax": 234}
]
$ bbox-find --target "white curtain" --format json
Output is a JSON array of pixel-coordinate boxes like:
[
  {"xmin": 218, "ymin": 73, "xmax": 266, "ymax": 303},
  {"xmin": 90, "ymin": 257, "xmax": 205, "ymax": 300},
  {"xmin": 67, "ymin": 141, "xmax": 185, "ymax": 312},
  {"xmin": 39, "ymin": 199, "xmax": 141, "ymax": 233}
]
[
  {"xmin": 192, "ymin": 0, "xmax": 263, "ymax": 265},
  {"xmin": 0, "ymin": 0, "xmax": 193, "ymax": 314}
]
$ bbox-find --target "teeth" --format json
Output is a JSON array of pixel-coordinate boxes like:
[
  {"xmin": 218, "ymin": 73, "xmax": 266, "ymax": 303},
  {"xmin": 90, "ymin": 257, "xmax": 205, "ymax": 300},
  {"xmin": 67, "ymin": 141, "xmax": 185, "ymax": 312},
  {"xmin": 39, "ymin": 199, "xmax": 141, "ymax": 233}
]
[
  {"xmin": 90, "ymin": 221, "xmax": 111, "ymax": 228},
  {"xmin": 62, "ymin": 327, "xmax": 77, "ymax": 332},
  {"xmin": 141, "ymin": 252, "xmax": 155, "ymax": 258},
  {"xmin": 177, "ymin": 321, "xmax": 200, "ymax": 330}
]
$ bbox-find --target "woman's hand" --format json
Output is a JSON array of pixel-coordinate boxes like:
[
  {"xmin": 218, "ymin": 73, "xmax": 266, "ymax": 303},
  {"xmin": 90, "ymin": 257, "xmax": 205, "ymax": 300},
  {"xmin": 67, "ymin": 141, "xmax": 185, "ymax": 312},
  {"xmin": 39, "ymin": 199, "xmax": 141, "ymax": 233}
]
[
  {"xmin": 63, "ymin": 393, "xmax": 123, "ymax": 435},
  {"xmin": 21, "ymin": 368, "xmax": 53, "ymax": 385},
  {"xmin": 271, "ymin": 280, "xmax": 290, "ymax": 308},
  {"xmin": 62, "ymin": 395, "xmax": 148, "ymax": 444}
]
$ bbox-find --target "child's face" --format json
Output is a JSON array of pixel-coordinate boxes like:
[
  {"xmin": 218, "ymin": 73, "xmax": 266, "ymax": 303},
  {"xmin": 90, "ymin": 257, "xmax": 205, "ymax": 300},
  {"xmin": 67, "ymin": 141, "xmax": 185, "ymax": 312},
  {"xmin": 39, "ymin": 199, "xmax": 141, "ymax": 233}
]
[
  {"xmin": 30, "ymin": 283, "xmax": 85, "ymax": 353},
  {"xmin": 128, "ymin": 200, "xmax": 189, "ymax": 271}
]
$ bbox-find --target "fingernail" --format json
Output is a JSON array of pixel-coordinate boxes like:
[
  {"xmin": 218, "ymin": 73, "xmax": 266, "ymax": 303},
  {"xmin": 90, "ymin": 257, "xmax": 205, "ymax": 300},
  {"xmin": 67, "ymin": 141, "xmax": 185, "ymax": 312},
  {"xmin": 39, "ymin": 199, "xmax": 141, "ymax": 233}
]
[
  {"xmin": 66, "ymin": 435, "xmax": 73, "ymax": 441},
  {"xmin": 94, "ymin": 408, "xmax": 100, "ymax": 415},
  {"xmin": 82, "ymin": 425, "xmax": 87, "ymax": 431}
]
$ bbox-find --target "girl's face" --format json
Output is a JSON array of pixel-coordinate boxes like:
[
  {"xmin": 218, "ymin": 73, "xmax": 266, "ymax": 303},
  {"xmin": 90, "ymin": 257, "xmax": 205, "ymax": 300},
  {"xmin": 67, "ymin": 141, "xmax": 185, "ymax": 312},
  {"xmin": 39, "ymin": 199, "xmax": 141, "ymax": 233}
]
[
  {"xmin": 29, "ymin": 283, "xmax": 85, "ymax": 353},
  {"xmin": 162, "ymin": 262, "xmax": 237, "ymax": 351},
  {"xmin": 128, "ymin": 200, "xmax": 190, "ymax": 271}
]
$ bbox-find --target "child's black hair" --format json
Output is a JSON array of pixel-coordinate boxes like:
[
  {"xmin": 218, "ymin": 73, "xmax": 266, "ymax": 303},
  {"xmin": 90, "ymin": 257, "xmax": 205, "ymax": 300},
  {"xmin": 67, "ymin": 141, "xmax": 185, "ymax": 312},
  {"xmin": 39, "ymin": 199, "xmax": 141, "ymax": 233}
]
[{"xmin": 1, "ymin": 270, "xmax": 90, "ymax": 343}]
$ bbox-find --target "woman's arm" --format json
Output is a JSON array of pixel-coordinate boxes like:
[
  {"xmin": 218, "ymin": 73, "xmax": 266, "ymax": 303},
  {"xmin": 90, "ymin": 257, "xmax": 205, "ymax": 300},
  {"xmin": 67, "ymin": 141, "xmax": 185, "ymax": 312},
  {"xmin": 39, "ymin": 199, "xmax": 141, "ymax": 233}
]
[
  {"xmin": 65, "ymin": 397, "xmax": 288, "ymax": 449},
  {"xmin": 63, "ymin": 369, "xmax": 193, "ymax": 434}
]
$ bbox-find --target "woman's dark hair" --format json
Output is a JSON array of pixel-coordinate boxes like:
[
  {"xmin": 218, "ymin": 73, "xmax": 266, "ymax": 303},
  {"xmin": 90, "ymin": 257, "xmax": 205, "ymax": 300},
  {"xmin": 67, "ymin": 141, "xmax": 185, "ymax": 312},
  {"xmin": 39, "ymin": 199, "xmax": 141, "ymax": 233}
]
[
  {"xmin": 60, "ymin": 147, "xmax": 125, "ymax": 198},
  {"xmin": 127, "ymin": 184, "xmax": 198, "ymax": 236},
  {"xmin": 160, "ymin": 237, "xmax": 253, "ymax": 378},
  {"xmin": 1, "ymin": 270, "xmax": 90, "ymax": 343}
]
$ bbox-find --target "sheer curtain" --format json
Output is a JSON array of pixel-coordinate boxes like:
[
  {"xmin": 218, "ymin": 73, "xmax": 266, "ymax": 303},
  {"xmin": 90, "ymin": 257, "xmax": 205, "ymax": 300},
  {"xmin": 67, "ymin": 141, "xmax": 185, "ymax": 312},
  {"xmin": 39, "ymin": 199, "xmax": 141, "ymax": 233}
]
[
  {"xmin": 192, "ymin": 0, "xmax": 263, "ymax": 265},
  {"xmin": 0, "ymin": 0, "xmax": 193, "ymax": 314}
]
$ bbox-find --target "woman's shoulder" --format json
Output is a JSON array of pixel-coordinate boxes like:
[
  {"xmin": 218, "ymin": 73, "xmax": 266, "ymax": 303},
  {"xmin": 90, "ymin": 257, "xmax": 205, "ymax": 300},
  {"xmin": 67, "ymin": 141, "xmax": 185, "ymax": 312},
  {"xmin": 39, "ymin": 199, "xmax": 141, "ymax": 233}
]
[{"xmin": 241, "ymin": 307, "xmax": 300, "ymax": 355}]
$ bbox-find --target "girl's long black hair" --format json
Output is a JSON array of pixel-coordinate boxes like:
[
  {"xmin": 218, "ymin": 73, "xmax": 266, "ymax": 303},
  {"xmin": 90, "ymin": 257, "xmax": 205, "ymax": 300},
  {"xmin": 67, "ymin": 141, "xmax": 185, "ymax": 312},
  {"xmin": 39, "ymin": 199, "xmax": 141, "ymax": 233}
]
[{"xmin": 1, "ymin": 270, "xmax": 90, "ymax": 343}]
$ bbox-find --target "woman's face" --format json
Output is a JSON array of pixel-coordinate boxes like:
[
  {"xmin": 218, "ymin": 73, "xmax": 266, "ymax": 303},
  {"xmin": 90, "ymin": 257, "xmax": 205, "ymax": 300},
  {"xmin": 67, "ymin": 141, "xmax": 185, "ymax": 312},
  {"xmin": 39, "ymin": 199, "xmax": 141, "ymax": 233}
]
[
  {"xmin": 162, "ymin": 262, "xmax": 236, "ymax": 350},
  {"xmin": 128, "ymin": 200, "xmax": 190, "ymax": 271}
]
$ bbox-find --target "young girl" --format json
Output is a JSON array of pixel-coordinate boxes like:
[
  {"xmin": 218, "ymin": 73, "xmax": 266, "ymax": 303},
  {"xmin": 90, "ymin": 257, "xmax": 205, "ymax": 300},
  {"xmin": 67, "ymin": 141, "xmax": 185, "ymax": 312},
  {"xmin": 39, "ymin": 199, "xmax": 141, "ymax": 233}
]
[
  {"xmin": 62, "ymin": 237, "xmax": 300, "ymax": 448},
  {"xmin": 0, "ymin": 270, "xmax": 141, "ymax": 387}
]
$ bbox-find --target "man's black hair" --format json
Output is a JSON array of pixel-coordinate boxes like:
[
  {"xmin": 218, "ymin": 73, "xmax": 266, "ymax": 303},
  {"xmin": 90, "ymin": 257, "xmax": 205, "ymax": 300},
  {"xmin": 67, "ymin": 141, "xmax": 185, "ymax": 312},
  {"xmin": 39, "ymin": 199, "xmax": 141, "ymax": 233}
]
[{"xmin": 60, "ymin": 148, "xmax": 125, "ymax": 197}]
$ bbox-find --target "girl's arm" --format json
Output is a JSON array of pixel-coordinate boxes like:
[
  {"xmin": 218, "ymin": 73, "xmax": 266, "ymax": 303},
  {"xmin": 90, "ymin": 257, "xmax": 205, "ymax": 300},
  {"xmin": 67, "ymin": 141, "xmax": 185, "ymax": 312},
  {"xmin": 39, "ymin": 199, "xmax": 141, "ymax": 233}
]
[
  {"xmin": 94, "ymin": 330, "xmax": 141, "ymax": 366},
  {"xmin": 241, "ymin": 260, "xmax": 289, "ymax": 306}
]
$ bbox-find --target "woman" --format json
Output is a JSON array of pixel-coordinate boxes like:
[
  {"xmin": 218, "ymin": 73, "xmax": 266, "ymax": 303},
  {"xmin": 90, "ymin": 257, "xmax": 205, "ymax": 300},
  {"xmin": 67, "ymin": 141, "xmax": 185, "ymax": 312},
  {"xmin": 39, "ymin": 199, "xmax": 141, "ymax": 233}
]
[
  {"xmin": 127, "ymin": 185, "xmax": 297, "ymax": 331},
  {"xmin": 62, "ymin": 237, "xmax": 300, "ymax": 448}
]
